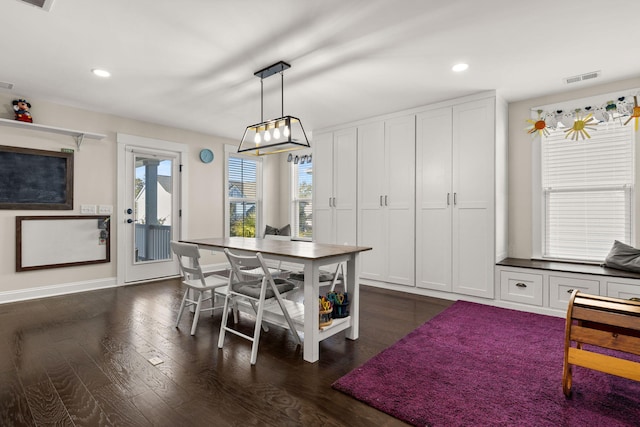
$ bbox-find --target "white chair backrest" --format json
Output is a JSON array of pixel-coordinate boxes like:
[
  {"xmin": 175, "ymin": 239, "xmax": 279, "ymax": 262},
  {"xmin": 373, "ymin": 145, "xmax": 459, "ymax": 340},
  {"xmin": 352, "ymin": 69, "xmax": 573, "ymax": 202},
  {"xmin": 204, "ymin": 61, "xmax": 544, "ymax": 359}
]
[
  {"xmin": 224, "ymin": 249, "xmax": 273, "ymax": 284},
  {"xmin": 171, "ymin": 241, "xmax": 206, "ymax": 286}
]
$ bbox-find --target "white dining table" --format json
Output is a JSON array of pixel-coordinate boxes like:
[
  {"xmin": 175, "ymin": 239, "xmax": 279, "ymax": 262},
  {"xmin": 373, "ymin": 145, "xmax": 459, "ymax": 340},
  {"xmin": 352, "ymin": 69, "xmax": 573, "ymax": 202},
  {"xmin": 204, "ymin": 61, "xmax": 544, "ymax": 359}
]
[{"xmin": 181, "ymin": 237, "xmax": 371, "ymax": 363}]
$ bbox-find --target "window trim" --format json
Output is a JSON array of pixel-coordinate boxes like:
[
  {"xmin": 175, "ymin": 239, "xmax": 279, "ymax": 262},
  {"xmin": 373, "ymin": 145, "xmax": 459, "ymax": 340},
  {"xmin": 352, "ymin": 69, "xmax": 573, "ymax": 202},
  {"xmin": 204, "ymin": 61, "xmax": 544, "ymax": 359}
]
[
  {"xmin": 224, "ymin": 144, "xmax": 263, "ymax": 238},
  {"xmin": 531, "ymin": 94, "xmax": 638, "ymax": 263},
  {"xmin": 290, "ymin": 149, "xmax": 313, "ymax": 240}
]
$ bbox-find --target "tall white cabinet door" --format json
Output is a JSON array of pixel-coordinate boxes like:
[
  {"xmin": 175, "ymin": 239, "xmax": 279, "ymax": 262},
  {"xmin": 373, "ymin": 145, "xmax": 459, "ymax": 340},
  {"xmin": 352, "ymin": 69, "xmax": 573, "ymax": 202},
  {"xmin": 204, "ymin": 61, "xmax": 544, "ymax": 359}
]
[
  {"xmin": 358, "ymin": 121, "xmax": 386, "ymax": 281},
  {"xmin": 313, "ymin": 132, "xmax": 335, "ymax": 244},
  {"xmin": 333, "ymin": 128, "xmax": 358, "ymax": 245},
  {"xmin": 452, "ymin": 98, "xmax": 495, "ymax": 298},
  {"xmin": 416, "ymin": 108, "xmax": 453, "ymax": 291},
  {"xmin": 385, "ymin": 115, "xmax": 415, "ymax": 286}
]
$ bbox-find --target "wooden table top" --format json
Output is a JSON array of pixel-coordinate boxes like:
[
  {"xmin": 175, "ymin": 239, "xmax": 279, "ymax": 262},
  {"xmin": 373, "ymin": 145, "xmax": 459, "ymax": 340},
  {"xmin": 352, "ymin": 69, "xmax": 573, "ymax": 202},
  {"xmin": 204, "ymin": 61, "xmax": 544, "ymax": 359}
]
[{"xmin": 182, "ymin": 237, "xmax": 372, "ymax": 261}]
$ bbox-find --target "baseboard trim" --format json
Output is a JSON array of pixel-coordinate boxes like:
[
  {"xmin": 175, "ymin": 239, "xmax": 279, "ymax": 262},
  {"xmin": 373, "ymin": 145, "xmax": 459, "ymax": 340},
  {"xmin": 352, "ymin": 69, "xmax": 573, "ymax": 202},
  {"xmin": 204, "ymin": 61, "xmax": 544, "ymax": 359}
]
[{"xmin": 0, "ymin": 277, "xmax": 119, "ymax": 304}]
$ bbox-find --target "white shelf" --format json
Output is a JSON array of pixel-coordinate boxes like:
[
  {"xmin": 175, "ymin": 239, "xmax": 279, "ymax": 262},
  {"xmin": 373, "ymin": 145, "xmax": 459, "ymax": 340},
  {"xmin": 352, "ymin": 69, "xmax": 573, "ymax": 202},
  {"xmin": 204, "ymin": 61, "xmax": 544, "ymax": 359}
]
[{"xmin": 0, "ymin": 117, "xmax": 106, "ymax": 150}]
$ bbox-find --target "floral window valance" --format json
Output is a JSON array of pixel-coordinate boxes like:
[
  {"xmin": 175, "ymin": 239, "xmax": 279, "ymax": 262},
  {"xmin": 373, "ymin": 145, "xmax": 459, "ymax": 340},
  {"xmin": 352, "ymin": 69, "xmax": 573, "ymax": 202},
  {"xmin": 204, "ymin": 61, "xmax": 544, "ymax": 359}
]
[{"xmin": 526, "ymin": 92, "xmax": 640, "ymax": 139}]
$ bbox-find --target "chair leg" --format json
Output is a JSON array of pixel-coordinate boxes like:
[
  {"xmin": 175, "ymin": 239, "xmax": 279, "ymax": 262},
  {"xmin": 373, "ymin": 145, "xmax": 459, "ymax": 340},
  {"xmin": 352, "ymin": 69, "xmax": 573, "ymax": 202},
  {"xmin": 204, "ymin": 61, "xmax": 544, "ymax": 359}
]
[
  {"xmin": 175, "ymin": 289, "xmax": 189, "ymax": 328},
  {"xmin": 190, "ymin": 291, "xmax": 203, "ymax": 336},
  {"xmin": 250, "ymin": 300, "xmax": 266, "ymax": 365},
  {"xmin": 249, "ymin": 300, "xmax": 269, "ymax": 332},
  {"xmin": 218, "ymin": 294, "xmax": 232, "ymax": 349}
]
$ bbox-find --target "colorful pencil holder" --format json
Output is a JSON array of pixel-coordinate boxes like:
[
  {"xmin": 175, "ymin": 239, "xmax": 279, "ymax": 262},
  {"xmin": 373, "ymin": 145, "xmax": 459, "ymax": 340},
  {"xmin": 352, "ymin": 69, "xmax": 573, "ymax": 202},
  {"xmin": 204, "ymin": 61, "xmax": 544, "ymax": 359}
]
[{"xmin": 332, "ymin": 302, "xmax": 350, "ymax": 318}]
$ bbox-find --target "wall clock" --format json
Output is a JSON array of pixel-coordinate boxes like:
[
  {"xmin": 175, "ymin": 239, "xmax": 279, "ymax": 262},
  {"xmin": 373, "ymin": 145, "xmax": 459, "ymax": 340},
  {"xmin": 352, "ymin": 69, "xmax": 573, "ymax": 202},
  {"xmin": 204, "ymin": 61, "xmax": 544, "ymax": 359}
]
[{"xmin": 199, "ymin": 148, "xmax": 214, "ymax": 163}]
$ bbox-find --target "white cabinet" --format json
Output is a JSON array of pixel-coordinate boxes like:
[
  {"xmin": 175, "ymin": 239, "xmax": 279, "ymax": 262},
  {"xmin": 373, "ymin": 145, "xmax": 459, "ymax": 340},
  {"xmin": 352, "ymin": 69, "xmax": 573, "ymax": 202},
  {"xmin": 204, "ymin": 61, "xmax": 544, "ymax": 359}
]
[
  {"xmin": 606, "ymin": 280, "xmax": 640, "ymax": 300},
  {"xmin": 496, "ymin": 260, "xmax": 640, "ymax": 315},
  {"xmin": 313, "ymin": 128, "xmax": 357, "ymax": 245},
  {"xmin": 548, "ymin": 275, "xmax": 599, "ymax": 310},
  {"xmin": 500, "ymin": 270, "xmax": 543, "ymax": 306},
  {"xmin": 416, "ymin": 97, "xmax": 501, "ymax": 298},
  {"xmin": 358, "ymin": 115, "xmax": 415, "ymax": 286}
]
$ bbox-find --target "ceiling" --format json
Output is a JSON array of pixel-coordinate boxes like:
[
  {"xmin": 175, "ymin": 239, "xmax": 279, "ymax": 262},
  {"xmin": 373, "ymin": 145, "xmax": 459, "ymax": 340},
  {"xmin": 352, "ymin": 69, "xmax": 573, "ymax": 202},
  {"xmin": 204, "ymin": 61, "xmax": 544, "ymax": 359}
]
[{"xmin": 1, "ymin": 0, "xmax": 638, "ymax": 141}]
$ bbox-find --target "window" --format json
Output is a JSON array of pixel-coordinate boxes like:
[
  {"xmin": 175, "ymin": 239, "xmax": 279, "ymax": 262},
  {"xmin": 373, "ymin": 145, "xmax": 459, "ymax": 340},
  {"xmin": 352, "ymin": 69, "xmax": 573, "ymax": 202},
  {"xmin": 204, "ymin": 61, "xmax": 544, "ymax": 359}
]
[
  {"xmin": 539, "ymin": 119, "xmax": 634, "ymax": 262},
  {"xmin": 291, "ymin": 154, "xmax": 313, "ymax": 239},
  {"xmin": 225, "ymin": 147, "xmax": 262, "ymax": 238}
]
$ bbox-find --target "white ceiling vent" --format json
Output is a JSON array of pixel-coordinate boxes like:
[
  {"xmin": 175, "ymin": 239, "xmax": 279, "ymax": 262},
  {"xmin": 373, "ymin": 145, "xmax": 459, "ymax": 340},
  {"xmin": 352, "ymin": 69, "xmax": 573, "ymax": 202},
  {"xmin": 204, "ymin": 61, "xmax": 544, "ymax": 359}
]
[
  {"xmin": 17, "ymin": 0, "xmax": 55, "ymax": 11},
  {"xmin": 564, "ymin": 71, "xmax": 601, "ymax": 85},
  {"xmin": 0, "ymin": 81, "xmax": 14, "ymax": 90}
]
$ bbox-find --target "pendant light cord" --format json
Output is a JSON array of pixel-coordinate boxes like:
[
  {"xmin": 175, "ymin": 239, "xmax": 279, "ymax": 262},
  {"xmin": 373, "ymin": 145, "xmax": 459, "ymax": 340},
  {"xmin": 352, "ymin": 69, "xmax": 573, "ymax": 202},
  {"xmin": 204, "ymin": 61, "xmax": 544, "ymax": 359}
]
[{"xmin": 260, "ymin": 78, "xmax": 264, "ymax": 122}]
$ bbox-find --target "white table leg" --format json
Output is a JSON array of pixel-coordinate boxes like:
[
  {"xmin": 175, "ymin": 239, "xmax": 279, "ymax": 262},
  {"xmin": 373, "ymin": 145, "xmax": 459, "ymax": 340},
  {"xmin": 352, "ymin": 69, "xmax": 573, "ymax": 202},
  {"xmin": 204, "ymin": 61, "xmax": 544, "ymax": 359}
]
[
  {"xmin": 345, "ymin": 254, "xmax": 360, "ymax": 340},
  {"xmin": 302, "ymin": 260, "xmax": 321, "ymax": 363}
]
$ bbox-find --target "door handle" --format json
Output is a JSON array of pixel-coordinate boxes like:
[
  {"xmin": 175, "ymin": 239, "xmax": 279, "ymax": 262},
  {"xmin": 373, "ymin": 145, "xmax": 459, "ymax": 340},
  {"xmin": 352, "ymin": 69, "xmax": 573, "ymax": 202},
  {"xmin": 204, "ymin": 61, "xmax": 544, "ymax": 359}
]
[
  {"xmin": 454, "ymin": 193, "xmax": 457, "ymax": 205},
  {"xmin": 126, "ymin": 208, "xmax": 133, "ymax": 214},
  {"xmin": 447, "ymin": 193, "xmax": 450, "ymax": 206},
  {"xmin": 380, "ymin": 195, "xmax": 383, "ymax": 207},
  {"xmin": 333, "ymin": 197, "xmax": 336, "ymax": 207},
  {"xmin": 385, "ymin": 195, "xmax": 388, "ymax": 206},
  {"xmin": 127, "ymin": 218, "xmax": 135, "ymax": 224},
  {"xmin": 329, "ymin": 197, "xmax": 332, "ymax": 207}
]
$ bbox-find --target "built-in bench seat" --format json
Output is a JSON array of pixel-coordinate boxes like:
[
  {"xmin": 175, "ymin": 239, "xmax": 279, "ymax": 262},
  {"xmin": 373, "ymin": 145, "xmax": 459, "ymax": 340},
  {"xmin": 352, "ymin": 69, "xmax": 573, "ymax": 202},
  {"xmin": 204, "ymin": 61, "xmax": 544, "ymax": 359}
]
[{"xmin": 495, "ymin": 258, "xmax": 640, "ymax": 316}]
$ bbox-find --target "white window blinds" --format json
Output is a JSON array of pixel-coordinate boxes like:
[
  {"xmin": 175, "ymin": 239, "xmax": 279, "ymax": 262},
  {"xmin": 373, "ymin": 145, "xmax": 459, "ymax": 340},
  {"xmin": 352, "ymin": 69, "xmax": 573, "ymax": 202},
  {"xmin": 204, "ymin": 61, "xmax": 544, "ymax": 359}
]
[
  {"xmin": 292, "ymin": 160, "xmax": 312, "ymax": 239},
  {"xmin": 541, "ymin": 120, "xmax": 634, "ymax": 261},
  {"xmin": 228, "ymin": 156, "xmax": 258, "ymax": 237}
]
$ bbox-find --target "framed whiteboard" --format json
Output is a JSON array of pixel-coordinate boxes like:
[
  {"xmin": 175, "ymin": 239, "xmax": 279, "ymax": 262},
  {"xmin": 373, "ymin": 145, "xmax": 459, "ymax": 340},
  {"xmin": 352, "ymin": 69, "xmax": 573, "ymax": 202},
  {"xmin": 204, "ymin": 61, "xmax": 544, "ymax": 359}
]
[{"xmin": 16, "ymin": 215, "xmax": 110, "ymax": 271}]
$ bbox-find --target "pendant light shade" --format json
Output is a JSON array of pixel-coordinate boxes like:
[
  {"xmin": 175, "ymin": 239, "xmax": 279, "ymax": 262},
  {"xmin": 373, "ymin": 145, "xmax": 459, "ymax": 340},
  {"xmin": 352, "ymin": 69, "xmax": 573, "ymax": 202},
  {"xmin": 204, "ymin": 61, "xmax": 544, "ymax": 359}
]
[{"xmin": 238, "ymin": 61, "xmax": 310, "ymax": 156}]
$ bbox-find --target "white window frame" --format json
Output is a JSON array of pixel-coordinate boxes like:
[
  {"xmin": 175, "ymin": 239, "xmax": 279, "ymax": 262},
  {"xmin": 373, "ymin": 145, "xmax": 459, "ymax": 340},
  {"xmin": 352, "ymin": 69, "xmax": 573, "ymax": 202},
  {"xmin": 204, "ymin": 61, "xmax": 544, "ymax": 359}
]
[
  {"xmin": 224, "ymin": 144, "xmax": 263, "ymax": 238},
  {"xmin": 532, "ymin": 92, "xmax": 637, "ymax": 263},
  {"xmin": 290, "ymin": 149, "xmax": 313, "ymax": 240}
]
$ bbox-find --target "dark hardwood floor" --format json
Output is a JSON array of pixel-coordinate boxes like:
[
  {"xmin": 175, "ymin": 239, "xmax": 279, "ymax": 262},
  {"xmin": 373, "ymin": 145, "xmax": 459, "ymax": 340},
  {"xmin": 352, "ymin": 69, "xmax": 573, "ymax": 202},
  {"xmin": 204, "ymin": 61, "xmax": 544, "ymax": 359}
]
[{"xmin": 0, "ymin": 279, "xmax": 453, "ymax": 426}]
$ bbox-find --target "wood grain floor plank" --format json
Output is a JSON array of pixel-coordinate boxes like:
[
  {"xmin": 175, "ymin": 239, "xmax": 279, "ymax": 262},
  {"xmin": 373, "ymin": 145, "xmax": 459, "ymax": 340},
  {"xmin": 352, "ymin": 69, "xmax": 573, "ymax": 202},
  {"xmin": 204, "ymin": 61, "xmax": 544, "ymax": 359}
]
[
  {"xmin": 42, "ymin": 350, "xmax": 114, "ymax": 427},
  {"xmin": 0, "ymin": 370, "xmax": 35, "ymax": 427},
  {"xmin": 23, "ymin": 379, "xmax": 73, "ymax": 426},
  {"xmin": 130, "ymin": 390, "xmax": 188, "ymax": 427}
]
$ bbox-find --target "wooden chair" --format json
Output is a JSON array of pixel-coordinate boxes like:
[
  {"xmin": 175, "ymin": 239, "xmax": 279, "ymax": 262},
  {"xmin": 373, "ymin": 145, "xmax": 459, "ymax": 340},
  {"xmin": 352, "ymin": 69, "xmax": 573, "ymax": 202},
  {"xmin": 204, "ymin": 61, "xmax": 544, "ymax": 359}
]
[
  {"xmin": 217, "ymin": 249, "xmax": 302, "ymax": 365},
  {"xmin": 563, "ymin": 290, "xmax": 640, "ymax": 397},
  {"xmin": 171, "ymin": 241, "xmax": 228, "ymax": 335}
]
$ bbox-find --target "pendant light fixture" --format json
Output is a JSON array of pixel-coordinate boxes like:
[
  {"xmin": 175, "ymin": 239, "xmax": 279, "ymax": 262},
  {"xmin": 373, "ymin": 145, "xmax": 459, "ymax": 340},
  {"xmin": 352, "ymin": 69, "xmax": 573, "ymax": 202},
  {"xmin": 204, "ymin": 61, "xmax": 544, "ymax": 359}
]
[{"xmin": 238, "ymin": 61, "xmax": 310, "ymax": 156}]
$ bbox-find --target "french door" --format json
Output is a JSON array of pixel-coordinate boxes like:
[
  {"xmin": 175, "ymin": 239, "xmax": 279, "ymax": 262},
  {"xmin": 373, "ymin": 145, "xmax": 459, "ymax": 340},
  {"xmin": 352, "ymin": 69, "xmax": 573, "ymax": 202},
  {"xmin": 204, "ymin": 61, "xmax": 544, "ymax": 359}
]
[{"xmin": 117, "ymin": 134, "xmax": 185, "ymax": 283}]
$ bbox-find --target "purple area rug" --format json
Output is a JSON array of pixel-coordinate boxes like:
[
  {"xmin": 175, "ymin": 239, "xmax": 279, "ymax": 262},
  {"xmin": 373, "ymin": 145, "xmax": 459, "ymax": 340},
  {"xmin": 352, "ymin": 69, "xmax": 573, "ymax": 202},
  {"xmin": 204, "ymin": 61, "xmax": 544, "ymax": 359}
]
[{"xmin": 332, "ymin": 301, "xmax": 640, "ymax": 426}]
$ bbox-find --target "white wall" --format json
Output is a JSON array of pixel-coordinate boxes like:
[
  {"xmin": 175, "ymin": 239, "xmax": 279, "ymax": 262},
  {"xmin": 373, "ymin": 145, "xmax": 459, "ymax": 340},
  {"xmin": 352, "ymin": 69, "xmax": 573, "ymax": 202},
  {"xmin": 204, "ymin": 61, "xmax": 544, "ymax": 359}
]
[
  {"xmin": 507, "ymin": 76, "xmax": 640, "ymax": 259},
  {"xmin": 0, "ymin": 92, "xmax": 236, "ymax": 296},
  {"xmin": 3, "ymin": 74, "xmax": 640, "ymax": 300}
]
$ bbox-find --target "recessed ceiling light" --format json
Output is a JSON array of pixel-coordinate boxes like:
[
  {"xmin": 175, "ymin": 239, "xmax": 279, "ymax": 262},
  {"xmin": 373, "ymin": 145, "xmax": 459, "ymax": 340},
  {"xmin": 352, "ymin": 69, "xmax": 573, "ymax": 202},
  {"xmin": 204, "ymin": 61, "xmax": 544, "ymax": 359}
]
[
  {"xmin": 452, "ymin": 63, "xmax": 469, "ymax": 72},
  {"xmin": 91, "ymin": 69, "xmax": 111, "ymax": 78}
]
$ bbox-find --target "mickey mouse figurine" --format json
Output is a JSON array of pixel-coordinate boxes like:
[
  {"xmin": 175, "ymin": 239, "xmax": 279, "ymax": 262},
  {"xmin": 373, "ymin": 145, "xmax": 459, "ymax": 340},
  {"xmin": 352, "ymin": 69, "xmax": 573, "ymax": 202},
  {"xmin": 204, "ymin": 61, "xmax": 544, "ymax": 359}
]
[{"xmin": 12, "ymin": 99, "xmax": 33, "ymax": 123}]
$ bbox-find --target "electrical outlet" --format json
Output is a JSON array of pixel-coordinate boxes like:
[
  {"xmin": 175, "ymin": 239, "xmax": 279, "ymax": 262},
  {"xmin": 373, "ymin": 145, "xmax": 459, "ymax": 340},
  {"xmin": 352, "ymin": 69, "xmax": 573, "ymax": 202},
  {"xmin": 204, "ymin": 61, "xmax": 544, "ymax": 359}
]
[
  {"xmin": 80, "ymin": 204, "xmax": 97, "ymax": 214},
  {"xmin": 98, "ymin": 205, "xmax": 113, "ymax": 214}
]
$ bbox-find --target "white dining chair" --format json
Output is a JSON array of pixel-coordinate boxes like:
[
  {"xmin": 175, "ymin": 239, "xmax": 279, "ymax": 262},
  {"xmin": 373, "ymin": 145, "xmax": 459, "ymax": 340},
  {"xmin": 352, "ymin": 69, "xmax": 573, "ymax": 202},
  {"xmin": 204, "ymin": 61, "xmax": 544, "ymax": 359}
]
[
  {"xmin": 288, "ymin": 262, "xmax": 346, "ymax": 293},
  {"xmin": 171, "ymin": 241, "xmax": 228, "ymax": 335},
  {"xmin": 218, "ymin": 249, "xmax": 302, "ymax": 365}
]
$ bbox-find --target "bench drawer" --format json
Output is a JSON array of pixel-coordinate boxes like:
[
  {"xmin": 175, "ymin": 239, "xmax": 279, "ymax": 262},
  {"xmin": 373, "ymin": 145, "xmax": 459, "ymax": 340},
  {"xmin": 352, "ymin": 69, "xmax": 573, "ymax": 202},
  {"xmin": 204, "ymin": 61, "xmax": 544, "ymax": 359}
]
[
  {"xmin": 549, "ymin": 275, "xmax": 599, "ymax": 310},
  {"xmin": 606, "ymin": 281, "xmax": 640, "ymax": 300},
  {"xmin": 500, "ymin": 270, "xmax": 543, "ymax": 306}
]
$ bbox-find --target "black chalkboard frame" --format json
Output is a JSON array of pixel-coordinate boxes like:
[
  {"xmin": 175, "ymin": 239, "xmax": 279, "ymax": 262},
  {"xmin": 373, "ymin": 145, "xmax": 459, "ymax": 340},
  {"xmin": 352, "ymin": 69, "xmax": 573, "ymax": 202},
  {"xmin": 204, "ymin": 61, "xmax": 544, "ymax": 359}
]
[{"xmin": 0, "ymin": 145, "xmax": 74, "ymax": 210}]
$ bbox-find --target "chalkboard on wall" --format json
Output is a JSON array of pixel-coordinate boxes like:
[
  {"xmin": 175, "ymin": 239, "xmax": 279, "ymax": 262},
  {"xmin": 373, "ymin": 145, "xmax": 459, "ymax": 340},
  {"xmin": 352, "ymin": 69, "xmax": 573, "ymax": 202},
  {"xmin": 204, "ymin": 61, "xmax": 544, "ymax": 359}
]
[{"xmin": 0, "ymin": 145, "xmax": 73, "ymax": 209}]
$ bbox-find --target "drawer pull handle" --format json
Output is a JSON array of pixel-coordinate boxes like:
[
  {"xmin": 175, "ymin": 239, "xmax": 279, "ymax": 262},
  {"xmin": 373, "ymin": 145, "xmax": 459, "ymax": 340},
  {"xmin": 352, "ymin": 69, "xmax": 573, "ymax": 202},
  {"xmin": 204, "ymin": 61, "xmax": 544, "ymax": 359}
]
[
  {"xmin": 566, "ymin": 289, "xmax": 575, "ymax": 294},
  {"xmin": 515, "ymin": 282, "xmax": 527, "ymax": 288}
]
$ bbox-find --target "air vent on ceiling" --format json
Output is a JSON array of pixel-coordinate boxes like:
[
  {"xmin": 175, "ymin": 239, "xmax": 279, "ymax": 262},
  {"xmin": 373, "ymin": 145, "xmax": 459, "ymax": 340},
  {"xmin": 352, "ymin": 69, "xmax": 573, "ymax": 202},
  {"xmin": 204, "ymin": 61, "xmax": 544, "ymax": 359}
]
[
  {"xmin": 564, "ymin": 71, "xmax": 601, "ymax": 85},
  {"xmin": 17, "ymin": 0, "xmax": 54, "ymax": 11},
  {"xmin": 0, "ymin": 81, "xmax": 14, "ymax": 90}
]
